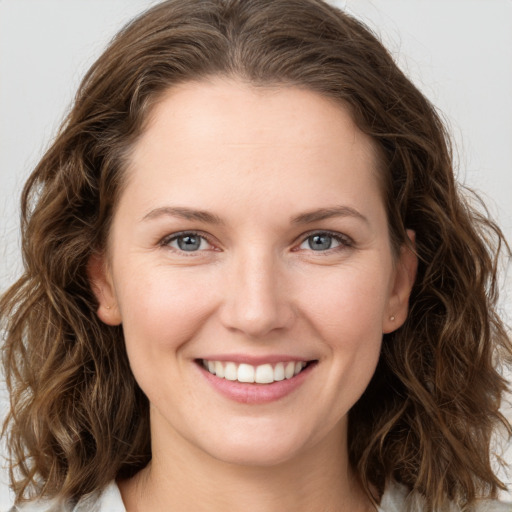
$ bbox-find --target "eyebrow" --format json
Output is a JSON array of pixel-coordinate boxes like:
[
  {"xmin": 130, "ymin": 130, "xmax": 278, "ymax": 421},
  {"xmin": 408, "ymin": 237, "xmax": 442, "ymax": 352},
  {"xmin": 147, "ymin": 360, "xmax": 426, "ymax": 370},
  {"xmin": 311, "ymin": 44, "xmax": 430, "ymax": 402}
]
[
  {"xmin": 141, "ymin": 205, "xmax": 368, "ymax": 226},
  {"xmin": 291, "ymin": 206, "xmax": 369, "ymax": 225},
  {"xmin": 141, "ymin": 206, "xmax": 224, "ymax": 225}
]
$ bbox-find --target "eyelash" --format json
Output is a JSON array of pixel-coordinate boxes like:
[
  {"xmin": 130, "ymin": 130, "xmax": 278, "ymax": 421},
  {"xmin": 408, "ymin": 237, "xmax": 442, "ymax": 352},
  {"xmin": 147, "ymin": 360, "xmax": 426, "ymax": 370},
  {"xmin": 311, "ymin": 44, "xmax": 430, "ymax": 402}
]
[
  {"xmin": 294, "ymin": 230, "xmax": 354, "ymax": 254},
  {"xmin": 159, "ymin": 230, "xmax": 353, "ymax": 255},
  {"xmin": 160, "ymin": 231, "xmax": 217, "ymax": 254}
]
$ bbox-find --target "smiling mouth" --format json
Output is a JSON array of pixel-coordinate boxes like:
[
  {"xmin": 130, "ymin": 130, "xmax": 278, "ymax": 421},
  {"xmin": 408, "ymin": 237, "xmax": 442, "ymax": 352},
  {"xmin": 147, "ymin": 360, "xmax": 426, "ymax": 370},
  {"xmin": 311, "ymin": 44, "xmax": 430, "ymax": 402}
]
[{"xmin": 197, "ymin": 359, "xmax": 315, "ymax": 384}]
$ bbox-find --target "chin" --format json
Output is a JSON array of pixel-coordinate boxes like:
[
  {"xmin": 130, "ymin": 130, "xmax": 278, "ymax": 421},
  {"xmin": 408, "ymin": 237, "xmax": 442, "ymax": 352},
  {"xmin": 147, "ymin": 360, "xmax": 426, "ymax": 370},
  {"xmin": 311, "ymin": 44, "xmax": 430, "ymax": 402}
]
[
  {"xmin": 191, "ymin": 419, "xmax": 323, "ymax": 468},
  {"xmin": 208, "ymin": 439, "xmax": 304, "ymax": 468}
]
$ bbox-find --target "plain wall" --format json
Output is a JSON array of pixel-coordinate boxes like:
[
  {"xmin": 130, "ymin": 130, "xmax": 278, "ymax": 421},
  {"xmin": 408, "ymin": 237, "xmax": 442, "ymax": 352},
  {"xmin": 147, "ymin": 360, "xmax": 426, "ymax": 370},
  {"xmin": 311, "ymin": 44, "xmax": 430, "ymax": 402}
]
[{"xmin": 1, "ymin": 0, "xmax": 511, "ymax": 508}]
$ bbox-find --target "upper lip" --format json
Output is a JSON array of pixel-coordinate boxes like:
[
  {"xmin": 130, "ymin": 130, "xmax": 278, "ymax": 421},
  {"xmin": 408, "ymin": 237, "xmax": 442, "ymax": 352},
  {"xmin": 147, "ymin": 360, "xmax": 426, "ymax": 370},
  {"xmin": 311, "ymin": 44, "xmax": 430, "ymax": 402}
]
[{"xmin": 197, "ymin": 354, "xmax": 315, "ymax": 365}]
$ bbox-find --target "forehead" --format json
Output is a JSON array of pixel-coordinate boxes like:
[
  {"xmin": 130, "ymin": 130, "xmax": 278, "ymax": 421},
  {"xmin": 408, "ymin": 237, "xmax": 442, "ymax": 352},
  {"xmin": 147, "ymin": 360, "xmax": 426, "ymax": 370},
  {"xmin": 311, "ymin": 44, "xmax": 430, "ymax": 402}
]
[
  {"xmin": 123, "ymin": 79, "xmax": 384, "ymax": 217},
  {"xmin": 140, "ymin": 79, "xmax": 376, "ymax": 154}
]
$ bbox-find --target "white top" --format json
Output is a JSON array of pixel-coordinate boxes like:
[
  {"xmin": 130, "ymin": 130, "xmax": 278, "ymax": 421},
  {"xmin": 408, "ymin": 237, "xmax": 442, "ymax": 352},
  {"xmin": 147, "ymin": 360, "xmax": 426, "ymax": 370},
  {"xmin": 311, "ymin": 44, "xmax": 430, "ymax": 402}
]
[{"xmin": 11, "ymin": 480, "xmax": 512, "ymax": 511}]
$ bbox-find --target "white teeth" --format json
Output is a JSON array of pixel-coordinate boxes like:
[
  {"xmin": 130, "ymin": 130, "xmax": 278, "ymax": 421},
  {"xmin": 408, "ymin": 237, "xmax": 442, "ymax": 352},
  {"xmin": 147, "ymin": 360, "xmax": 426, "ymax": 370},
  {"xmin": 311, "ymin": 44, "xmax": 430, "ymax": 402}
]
[
  {"xmin": 284, "ymin": 361, "xmax": 295, "ymax": 379},
  {"xmin": 215, "ymin": 361, "xmax": 225, "ymax": 378},
  {"xmin": 202, "ymin": 359, "xmax": 310, "ymax": 384},
  {"xmin": 237, "ymin": 363, "xmax": 255, "ymax": 383},
  {"xmin": 274, "ymin": 362, "xmax": 285, "ymax": 381},
  {"xmin": 255, "ymin": 364, "xmax": 274, "ymax": 384},
  {"xmin": 224, "ymin": 362, "xmax": 237, "ymax": 381}
]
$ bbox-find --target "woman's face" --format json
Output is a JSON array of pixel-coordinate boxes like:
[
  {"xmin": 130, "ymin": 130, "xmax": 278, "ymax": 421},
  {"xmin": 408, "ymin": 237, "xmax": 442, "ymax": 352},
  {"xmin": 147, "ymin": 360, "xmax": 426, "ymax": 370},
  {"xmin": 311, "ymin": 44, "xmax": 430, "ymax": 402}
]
[{"xmin": 90, "ymin": 79, "xmax": 416, "ymax": 467}]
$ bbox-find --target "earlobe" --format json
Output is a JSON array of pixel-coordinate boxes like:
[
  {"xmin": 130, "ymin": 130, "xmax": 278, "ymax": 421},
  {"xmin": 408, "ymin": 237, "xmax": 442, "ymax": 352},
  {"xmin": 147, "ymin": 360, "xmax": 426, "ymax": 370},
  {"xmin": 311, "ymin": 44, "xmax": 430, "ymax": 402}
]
[
  {"xmin": 87, "ymin": 253, "xmax": 122, "ymax": 326},
  {"xmin": 383, "ymin": 230, "xmax": 418, "ymax": 333}
]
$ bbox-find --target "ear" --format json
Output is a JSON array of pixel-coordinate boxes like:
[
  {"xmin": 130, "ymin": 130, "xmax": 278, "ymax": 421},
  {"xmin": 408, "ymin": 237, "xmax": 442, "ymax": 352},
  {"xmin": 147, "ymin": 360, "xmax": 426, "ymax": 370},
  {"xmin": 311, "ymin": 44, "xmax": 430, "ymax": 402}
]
[
  {"xmin": 382, "ymin": 230, "xmax": 418, "ymax": 333},
  {"xmin": 87, "ymin": 252, "xmax": 122, "ymax": 326}
]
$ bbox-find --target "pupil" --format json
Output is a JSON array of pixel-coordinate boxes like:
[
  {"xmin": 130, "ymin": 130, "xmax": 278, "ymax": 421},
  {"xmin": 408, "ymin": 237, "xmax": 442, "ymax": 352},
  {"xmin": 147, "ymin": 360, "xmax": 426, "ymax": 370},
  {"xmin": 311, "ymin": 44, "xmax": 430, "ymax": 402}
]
[
  {"xmin": 178, "ymin": 235, "xmax": 201, "ymax": 251},
  {"xmin": 309, "ymin": 234, "xmax": 332, "ymax": 251}
]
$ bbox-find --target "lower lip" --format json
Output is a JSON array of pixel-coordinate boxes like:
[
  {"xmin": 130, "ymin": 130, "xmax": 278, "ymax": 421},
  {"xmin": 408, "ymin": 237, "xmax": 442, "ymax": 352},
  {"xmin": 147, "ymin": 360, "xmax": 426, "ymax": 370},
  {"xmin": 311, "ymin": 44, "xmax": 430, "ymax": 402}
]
[{"xmin": 196, "ymin": 362, "xmax": 316, "ymax": 404}]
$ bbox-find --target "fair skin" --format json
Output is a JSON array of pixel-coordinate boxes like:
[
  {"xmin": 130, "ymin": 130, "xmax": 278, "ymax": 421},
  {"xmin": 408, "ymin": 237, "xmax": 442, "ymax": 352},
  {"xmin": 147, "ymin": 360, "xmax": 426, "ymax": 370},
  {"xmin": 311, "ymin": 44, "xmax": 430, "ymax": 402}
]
[{"xmin": 89, "ymin": 79, "xmax": 417, "ymax": 512}]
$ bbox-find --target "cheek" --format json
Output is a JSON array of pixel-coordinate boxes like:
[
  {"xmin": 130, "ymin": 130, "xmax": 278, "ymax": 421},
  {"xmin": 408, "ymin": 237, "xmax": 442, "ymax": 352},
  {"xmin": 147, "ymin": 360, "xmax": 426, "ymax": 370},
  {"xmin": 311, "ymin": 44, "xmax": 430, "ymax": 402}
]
[
  {"xmin": 296, "ymin": 262, "xmax": 390, "ymax": 395},
  {"xmin": 297, "ymin": 262, "xmax": 391, "ymax": 340},
  {"xmin": 114, "ymin": 265, "xmax": 218, "ymax": 356},
  {"xmin": 287, "ymin": 264, "xmax": 390, "ymax": 432}
]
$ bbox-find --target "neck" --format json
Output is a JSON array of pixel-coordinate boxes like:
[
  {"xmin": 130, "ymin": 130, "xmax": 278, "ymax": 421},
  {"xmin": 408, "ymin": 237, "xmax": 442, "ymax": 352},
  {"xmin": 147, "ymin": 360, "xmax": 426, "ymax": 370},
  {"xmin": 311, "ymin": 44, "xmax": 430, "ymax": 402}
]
[{"xmin": 119, "ymin": 410, "xmax": 374, "ymax": 512}]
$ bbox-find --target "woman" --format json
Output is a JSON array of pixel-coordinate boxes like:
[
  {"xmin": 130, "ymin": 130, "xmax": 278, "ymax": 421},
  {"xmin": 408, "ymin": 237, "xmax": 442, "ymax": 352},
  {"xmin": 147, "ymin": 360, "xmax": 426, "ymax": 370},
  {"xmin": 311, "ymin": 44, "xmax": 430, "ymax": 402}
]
[{"xmin": 1, "ymin": 0, "xmax": 510, "ymax": 510}]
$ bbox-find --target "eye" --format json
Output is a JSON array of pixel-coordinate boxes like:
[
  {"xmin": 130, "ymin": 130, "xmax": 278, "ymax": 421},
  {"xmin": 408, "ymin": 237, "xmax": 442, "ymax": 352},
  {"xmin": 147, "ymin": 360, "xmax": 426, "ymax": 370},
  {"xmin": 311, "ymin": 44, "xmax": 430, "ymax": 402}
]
[
  {"xmin": 298, "ymin": 232, "xmax": 351, "ymax": 252},
  {"xmin": 163, "ymin": 232, "xmax": 213, "ymax": 252}
]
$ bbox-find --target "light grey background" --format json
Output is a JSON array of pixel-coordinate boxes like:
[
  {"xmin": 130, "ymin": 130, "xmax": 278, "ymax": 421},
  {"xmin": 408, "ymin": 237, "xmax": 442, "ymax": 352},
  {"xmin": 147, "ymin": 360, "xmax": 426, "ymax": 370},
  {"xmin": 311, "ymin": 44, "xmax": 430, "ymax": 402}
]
[{"xmin": 1, "ymin": 0, "xmax": 511, "ymax": 508}]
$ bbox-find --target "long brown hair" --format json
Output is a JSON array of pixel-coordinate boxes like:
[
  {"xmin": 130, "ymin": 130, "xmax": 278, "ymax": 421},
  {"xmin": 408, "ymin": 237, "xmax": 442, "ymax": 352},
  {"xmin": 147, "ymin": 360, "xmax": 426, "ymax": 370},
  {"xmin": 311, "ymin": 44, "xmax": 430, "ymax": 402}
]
[{"xmin": 2, "ymin": 0, "xmax": 510, "ymax": 509}]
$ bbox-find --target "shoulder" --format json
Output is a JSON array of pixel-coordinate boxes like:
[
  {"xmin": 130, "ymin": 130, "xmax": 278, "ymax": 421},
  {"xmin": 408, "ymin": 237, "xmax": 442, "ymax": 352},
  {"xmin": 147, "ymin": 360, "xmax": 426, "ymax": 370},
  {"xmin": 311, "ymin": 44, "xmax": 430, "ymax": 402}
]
[
  {"xmin": 465, "ymin": 501, "xmax": 512, "ymax": 512},
  {"xmin": 9, "ymin": 498, "xmax": 72, "ymax": 512},
  {"xmin": 379, "ymin": 481, "xmax": 512, "ymax": 512},
  {"xmin": 73, "ymin": 481, "xmax": 125, "ymax": 512},
  {"xmin": 8, "ymin": 497, "xmax": 72, "ymax": 512},
  {"xmin": 9, "ymin": 481, "xmax": 126, "ymax": 512}
]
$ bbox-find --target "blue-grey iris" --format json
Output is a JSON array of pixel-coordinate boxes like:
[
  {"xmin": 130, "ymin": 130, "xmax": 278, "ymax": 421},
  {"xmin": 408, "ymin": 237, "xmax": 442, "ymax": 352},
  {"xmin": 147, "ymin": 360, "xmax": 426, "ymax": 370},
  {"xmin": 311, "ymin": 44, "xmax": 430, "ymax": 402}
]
[
  {"xmin": 177, "ymin": 235, "xmax": 201, "ymax": 251},
  {"xmin": 308, "ymin": 234, "xmax": 332, "ymax": 251}
]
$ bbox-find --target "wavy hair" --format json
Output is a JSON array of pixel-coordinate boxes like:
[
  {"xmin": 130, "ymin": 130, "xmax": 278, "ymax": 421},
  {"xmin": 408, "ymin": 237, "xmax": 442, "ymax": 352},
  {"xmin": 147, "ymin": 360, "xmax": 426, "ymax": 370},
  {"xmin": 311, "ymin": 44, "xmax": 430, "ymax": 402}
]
[{"xmin": 2, "ymin": 0, "xmax": 510, "ymax": 509}]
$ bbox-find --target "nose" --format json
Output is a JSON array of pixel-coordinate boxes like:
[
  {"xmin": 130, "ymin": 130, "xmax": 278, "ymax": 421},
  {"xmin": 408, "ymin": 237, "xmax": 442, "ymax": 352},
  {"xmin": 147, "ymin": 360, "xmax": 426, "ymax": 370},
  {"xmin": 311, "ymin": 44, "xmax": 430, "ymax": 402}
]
[{"xmin": 219, "ymin": 249, "xmax": 295, "ymax": 338}]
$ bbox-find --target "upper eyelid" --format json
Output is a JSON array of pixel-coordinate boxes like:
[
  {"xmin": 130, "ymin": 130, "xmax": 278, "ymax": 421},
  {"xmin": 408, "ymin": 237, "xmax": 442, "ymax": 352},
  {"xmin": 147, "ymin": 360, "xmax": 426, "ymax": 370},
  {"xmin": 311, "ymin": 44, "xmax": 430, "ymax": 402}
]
[
  {"xmin": 296, "ymin": 229, "xmax": 353, "ymax": 245},
  {"xmin": 160, "ymin": 230, "xmax": 216, "ymax": 248}
]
